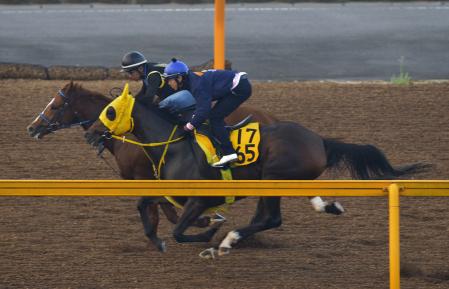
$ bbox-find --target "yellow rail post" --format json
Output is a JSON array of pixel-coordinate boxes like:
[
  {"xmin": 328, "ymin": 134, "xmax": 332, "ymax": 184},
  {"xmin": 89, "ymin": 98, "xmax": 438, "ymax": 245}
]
[
  {"xmin": 388, "ymin": 183, "xmax": 400, "ymax": 289},
  {"xmin": 214, "ymin": 0, "xmax": 225, "ymax": 69}
]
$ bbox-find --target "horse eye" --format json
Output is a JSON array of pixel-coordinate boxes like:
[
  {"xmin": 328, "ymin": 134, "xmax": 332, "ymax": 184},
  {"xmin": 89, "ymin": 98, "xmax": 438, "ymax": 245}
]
[{"xmin": 50, "ymin": 105, "xmax": 58, "ymax": 110}]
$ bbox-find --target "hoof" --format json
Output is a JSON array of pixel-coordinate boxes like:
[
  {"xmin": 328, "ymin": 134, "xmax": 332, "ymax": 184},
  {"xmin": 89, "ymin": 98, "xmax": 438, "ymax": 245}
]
[
  {"xmin": 154, "ymin": 240, "xmax": 167, "ymax": 252},
  {"xmin": 157, "ymin": 241, "xmax": 167, "ymax": 253},
  {"xmin": 218, "ymin": 246, "xmax": 231, "ymax": 256},
  {"xmin": 210, "ymin": 213, "xmax": 226, "ymax": 225},
  {"xmin": 324, "ymin": 201, "xmax": 345, "ymax": 215},
  {"xmin": 210, "ymin": 219, "xmax": 226, "ymax": 231},
  {"xmin": 199, "ymin": 247, "xmax": 217, "ymax": 259}
]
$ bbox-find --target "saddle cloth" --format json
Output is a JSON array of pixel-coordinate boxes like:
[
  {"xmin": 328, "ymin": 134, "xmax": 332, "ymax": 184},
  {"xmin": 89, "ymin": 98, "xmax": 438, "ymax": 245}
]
[
  {"xmin": 195, "ymin": 122, "xmax": 261, "ymax": 168},
  {"xmin": 181, "ymin": 122, "xmax": 260, "ymax": 211}
]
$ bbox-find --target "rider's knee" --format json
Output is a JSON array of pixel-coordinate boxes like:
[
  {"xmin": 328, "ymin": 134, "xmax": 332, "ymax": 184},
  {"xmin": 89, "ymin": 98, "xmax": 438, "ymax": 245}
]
[{"xmin": 209, "ymin": 116, "xmax": 224, "ymax": 126}]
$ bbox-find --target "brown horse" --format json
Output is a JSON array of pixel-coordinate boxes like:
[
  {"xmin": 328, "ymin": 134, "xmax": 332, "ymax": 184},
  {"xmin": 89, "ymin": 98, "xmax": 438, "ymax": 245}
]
[
  {"xmin": 84, "ymin": 84, "xmax": 426, "ymax": 257},
  {"xmin": 27, "ymin": 82, "xmax": 343, "ymax": 252}
]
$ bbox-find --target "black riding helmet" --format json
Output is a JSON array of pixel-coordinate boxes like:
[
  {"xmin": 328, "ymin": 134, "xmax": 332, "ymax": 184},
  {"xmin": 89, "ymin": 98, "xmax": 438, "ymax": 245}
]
[{"xmin": 121, "ymin": 51, "xmax": 148, "ymax": 72}]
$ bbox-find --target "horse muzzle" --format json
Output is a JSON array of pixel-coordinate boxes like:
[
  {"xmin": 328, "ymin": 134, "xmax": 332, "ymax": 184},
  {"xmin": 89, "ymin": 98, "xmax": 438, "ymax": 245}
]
[{"xmin": 27, "ymin": 125, "xmax": 50, "ymax": 139}]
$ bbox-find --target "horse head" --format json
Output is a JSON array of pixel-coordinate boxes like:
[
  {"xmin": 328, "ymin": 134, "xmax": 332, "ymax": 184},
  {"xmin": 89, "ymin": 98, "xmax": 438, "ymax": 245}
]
[
  {"xmin": 85, "ymin": 83, "xmax": 136, "ymax": 147},
  {"xmin": 27, "ymin": 81, "xmax": 110, "ymax": 139}
]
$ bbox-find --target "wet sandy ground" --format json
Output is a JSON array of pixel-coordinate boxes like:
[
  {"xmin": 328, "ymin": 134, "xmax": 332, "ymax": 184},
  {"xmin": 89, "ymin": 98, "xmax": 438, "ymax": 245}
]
[{"xmin": 1, "ymin": 79, "xmax": 449, "ymax": 288}]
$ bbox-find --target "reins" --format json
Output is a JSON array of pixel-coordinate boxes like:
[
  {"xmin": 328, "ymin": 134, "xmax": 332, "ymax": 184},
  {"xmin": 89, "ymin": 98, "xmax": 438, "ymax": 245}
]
[
  {"xmin": 104, "ymin": 125, "xmax": 184, "ymax": 179},
  {"xmin": 109, "ymin": 131, "xmax": 184, "ymax": 148},
  {"xmin": 52, "ymin": 119, "xmax": 94, "ymax": 130},
  {"xmin": 100, "ymin": 110, "xmax": 235, "ymax": 211}
]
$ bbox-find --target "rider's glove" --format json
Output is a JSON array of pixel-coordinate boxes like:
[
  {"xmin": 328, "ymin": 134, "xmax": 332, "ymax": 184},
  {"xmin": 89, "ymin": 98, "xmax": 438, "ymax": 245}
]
[{"xmin": 183, "ymin": 122, "xmax": 195, "ymax": 132}]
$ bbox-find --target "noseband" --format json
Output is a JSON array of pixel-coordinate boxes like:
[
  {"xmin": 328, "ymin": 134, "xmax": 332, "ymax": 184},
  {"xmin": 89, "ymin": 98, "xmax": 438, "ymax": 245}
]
[{"xmin": 38, "ymin": 90, "xmax": 93, "ymax": 132}]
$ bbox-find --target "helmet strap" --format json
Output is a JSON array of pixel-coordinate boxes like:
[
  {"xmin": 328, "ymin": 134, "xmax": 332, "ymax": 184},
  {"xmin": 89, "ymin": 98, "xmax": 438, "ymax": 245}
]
[
  {"xmin": 142, "ymin": 64, "xmax": 148, "ymax": 79},
  {"xmin": 141, "ymin": 65, "xmax": 149, "ymax": 87},
  {"xmin": 175, "ymin": 75, "xmax": 184, "ymax": 89}
]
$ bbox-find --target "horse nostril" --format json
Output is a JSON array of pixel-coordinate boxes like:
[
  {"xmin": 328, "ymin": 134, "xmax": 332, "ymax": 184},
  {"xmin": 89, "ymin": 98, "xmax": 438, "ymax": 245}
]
[{"xmin": 27, "ymin": 126, "xmax": 34, "ymax": 133}]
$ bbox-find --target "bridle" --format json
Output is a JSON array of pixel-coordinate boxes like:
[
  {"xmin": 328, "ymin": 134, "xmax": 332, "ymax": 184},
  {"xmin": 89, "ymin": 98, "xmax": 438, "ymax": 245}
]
[
  {"xmin": 37, "ymin": 88, "xmax": 123, "ymax": 177},
  {"xmin": 38, "ymin": 90, "xmax": 94, "ymax": 133}
]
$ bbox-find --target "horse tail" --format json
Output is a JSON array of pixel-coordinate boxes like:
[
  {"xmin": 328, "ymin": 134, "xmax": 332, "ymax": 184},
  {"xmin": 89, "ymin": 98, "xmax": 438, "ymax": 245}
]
[{"xmin": 323, "ymin": 138, "xmax": 430, "ymax": 179}]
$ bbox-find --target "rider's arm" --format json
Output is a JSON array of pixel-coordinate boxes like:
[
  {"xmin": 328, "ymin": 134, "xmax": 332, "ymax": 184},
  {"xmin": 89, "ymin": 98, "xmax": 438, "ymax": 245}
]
[
  {"xmin": 136, "ymin": 71, "xmax": 164, "ymax": 103},
  {"xmin": 190, "ymin": 75, "xmax": 213, "ymax": 128}
]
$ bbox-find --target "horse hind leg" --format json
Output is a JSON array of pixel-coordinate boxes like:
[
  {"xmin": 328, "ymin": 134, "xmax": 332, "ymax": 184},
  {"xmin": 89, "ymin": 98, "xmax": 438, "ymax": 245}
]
[
  {"xmin": 324, "ymin": 201, "xmax": 345, "ymax": 215},
  {"xmin": 218, "ymin": 197, "xmax": 281, "ymax": 256},
  {"xmin": 308, "ymin": 196, "xmax": 345, "ymax": 215},
  {"xmin": 249, "ymin": 196, "xmax": 267, "ymax": 225}
]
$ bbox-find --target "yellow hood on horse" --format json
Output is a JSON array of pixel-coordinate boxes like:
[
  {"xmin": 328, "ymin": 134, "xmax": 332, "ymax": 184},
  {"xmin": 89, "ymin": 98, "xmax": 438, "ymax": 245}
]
[{"xmin": 99, "ymin": 83, "xmax": 135, "ymax": 135}]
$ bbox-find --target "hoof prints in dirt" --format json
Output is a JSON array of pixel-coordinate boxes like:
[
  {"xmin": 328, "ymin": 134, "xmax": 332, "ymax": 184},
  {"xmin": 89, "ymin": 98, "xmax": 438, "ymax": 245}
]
[
  {"xmin": 2, "ymin": 80, "xmax": 449, "ymax": 289},
  {"xmin": 402, "ymin": 263, "xmax": 449, "ymax": 284}
]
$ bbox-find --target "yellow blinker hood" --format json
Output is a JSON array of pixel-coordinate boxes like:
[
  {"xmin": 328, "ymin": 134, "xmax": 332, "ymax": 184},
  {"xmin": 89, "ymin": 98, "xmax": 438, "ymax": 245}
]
[{"xmin": 99, "ymin": 83, "xmax": 135, "ymax": 136}]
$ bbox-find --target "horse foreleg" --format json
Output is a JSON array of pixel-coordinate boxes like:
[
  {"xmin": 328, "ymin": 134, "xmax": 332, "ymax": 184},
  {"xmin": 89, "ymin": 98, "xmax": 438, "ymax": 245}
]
[
  {"xmin": 137, "ymin": 197, "xmax": 166, "ymax": 252},
  {"xmin": 308, "ymin": 196, "xmax": 345, "ymax": 215},
  {"xmin": 172, "ymin": 198, "xmax": 224, "ymax": 243},
  {"xmin": 218, "ymin": 197, "xmax": 282, "ymax": 256},
  {"xmin": 159, "ymin": 200, "xmax": 218, "ymax": 228},
  {"xmin": 199, "ymin": 198, "xmax": 266, "ymax": 258},
  {"xmin": 160, "ymin": 202, "xmax": 180, "ymax": 224}
]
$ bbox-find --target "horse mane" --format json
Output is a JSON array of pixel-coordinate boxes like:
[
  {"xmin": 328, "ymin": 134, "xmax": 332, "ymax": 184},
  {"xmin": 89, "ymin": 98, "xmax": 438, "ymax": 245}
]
[
  {"xmin": 136, "ymin": 96, "xmax": 181, "ymax": 125},
  {"xmin": 63, "ymin": 81, "xmax": 112, "ymax": 104},
  {"xmin": 63, "ymin": 81, "xmax": 180, "ymax": 125}
]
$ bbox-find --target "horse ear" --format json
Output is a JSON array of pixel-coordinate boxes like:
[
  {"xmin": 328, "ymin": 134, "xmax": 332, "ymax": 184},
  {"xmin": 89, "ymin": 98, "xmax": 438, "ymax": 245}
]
[
  {"xmin": 61, "ymin": 80, "xmax": 73, "ymax": 93},
  {"xmin": 69, "ymin": 80, "xmax": 75, "ymax": 90},
  {"xmin": 67, "ymin": 80, "xmax": 77, "ymax": 93}
]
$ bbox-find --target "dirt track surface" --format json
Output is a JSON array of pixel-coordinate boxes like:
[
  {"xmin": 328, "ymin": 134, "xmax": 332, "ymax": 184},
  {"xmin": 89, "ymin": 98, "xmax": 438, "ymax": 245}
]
[{"xmin": 1, "ymin": 79, "xmax": 449, "ymax": 289}]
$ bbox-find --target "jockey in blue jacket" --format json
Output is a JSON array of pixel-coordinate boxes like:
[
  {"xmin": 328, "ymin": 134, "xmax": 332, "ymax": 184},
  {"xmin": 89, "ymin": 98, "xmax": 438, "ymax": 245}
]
[{"xmin": 163, "ymin": 58, "xmax": 252, "ymax": 167}]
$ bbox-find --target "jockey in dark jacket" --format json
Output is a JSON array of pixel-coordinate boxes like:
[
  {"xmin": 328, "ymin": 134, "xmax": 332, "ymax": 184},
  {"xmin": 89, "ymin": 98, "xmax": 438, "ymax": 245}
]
[
  {"xmin": 163, "ymin": 58, "xmax": 252, "ymax": 168},
  {"xmin": 120, "ymin": 51, "xmax": 174, "ymax": 104}
]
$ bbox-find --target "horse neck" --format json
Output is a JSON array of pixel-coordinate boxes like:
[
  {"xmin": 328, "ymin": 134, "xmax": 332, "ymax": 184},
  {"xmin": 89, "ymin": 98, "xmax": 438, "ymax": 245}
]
[
  {"xmin": 131, "ymin": 102, "xmax": 205, "ymax": 178},
  {"xmin": 132, "ymin": 102, "xmax": 220, "ymax": 180},
  {"xmin": 72, "ymin": 90, "xmax": 118, "ymax": 153},
  {"xmin": 71, "ymin": 90, "xmax": 109, "ymax": 125},
  {"xmin": 131, "ymin": 102, "xmax": 181, "ymax": 144}
]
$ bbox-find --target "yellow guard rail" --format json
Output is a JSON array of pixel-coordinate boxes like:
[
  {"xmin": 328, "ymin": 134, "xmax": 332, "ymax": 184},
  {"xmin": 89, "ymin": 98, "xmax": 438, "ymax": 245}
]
[{"xmin": 2, "ymin": 179, "xmax": 449, "ymax": 289}]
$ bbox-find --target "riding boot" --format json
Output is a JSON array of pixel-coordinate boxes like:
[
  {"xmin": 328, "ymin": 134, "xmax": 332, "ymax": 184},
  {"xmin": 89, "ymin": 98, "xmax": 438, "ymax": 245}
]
[{"xmin": 212, "ymin": 153, "xmax": 238, "ymax": 168}]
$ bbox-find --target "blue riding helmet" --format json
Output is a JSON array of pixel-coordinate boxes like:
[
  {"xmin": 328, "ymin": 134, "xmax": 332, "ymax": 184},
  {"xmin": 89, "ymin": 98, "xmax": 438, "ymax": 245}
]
[{"xmin": 163, "ymin": 58, "xmax": 189, "ymax": 79}]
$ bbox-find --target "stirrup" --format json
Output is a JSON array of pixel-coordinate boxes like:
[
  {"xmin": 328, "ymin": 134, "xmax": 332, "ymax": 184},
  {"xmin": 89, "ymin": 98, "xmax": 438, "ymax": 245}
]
[{"xmin": 211, "ymin": 153, "xmax": 238, "ymax": 168}]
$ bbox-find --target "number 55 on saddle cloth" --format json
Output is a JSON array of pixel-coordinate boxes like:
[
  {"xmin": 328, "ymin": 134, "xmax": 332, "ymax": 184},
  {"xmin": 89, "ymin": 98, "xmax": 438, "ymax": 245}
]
[{"xmin": 195, "ymin": 122, "xmax": 261, "ymax": 168}]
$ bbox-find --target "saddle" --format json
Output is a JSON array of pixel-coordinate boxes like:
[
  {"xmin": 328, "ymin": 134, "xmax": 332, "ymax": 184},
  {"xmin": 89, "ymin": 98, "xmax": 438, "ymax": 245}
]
[{"xmin": 174, "ymin": 106, "xmax": 251, "ymax": 132}]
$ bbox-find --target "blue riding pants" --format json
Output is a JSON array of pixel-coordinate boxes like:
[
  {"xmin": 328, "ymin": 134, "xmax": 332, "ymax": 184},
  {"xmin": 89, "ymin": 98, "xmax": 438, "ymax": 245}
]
[
  {"xmin": 158, "ymin": 90, "xmax": 196, "ymax": 113},
  {"xmin": 210, "ymin": 77, "xmax": 252, "ymax": 155}
]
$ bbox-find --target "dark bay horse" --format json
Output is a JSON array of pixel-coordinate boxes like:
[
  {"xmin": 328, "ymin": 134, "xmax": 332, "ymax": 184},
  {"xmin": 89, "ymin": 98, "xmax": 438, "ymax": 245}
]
[
  {"xmin": 85, "ymin": 84, "xmax": 426, "ymax": 257},
  {"xmin": 27, "ymin": 82, "xmax": 343, "ymax": 252}
]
